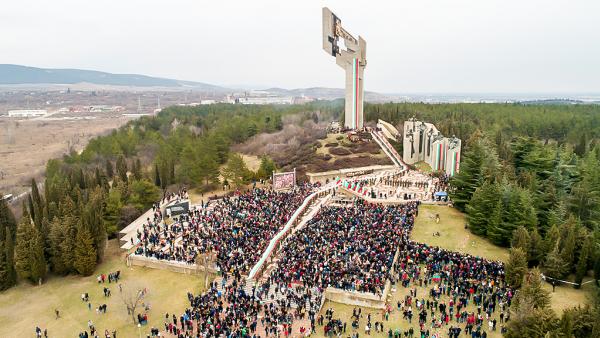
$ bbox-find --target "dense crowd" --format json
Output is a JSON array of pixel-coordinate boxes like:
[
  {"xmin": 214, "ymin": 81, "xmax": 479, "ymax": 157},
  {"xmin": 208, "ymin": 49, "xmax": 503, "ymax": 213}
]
[
  {"xmin": 162, "ymin": 192, "xmax": 511, "ymax": 337},
  {"xmin": 140, "ymin": 177, "xmax": 510, "ymax": 338},
  {"xmin": 270, "ymin": 200, "xmax": 419, "ymax": 294},
  {"xmin": 162, "ymin": 272, "xmax": 320, "ymax": 337},
  {"xmin": 387, "ymin": 240, "xmax": 511, "ymax": 337},
  {"xmin": 346, "ymin": 170, "xmax": 449, "ymax": 202},
  {"xmin": 134, "ymin": 185, "xmax": 314, "ymax": 274}
]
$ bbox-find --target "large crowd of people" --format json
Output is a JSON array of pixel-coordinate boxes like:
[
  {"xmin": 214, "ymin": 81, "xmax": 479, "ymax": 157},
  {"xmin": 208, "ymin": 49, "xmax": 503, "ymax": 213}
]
[
  {"xmin": 386, "ymin": 239, "xmax": 511, "ymax": 337},
  {"xmin": 342, "ymin": 170, "xmax": 449, "ymax": 202},
  {"xmin": 159, "ymin": 189, "xmax": 510, "ymax": 337},
  {"xmin": 269, "ymin": 200, "xmax": 419, "ymax": 294},
  {"xmin": 134, "ymin": 184, "xmax": 314, "ymax": 274},
  {"xmin": 122, "ymin": 174, "xmax": 509, "ymax": 338}
]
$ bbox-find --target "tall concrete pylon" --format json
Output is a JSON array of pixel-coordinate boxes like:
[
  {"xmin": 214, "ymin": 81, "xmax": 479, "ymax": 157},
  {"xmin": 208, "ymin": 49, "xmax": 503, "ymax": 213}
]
[{"xmin": 322, "ymin": 7, "xmax": 367, "ymax": 130}]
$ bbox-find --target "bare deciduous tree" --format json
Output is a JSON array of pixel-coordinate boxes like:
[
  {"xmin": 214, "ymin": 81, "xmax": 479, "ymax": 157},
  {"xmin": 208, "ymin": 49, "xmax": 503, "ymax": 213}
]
[
  {"xmin": 196, "ymin": 251, "xmax": 217, "ymax": 289},
  {"xmin": 119, "ymin": 282, "xmax": 147, "ymax": 324}
]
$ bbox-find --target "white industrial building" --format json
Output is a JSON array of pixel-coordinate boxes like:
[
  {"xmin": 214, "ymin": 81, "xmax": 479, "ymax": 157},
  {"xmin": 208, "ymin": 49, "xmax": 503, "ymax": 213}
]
[
  {"xmin": 237, "ymin": 96, "xmax": 294, "ymax": 105},
  {"xmin": 7, "ymin": 109, "xmax": 47, "ymax": 117}
]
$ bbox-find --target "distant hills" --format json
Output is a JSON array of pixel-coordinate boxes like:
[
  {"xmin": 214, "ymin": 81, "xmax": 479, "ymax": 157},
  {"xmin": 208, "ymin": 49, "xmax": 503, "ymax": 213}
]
[
  {"xmin": 0, "ymin": 64, "xmax": 392, "ymax": 101},
  {"xmin": 1, "ymin": 64, "xmax": 597, "ymax": 104},
  {"xmin": 0, "ymin": 64, "xmax": 227, "ymax": 91},
  {"xmin": 262, "ymin": 87, "xmax": 390, "ymax": 101}
]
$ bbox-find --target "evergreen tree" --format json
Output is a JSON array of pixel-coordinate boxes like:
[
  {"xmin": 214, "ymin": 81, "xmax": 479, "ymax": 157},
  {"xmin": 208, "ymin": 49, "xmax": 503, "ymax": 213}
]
[
  {"xmin": 132, "ymin": 158, "xmax": 143, "ymax": 181},
  {"xmin": 59, "ymin": 213, "xmax": 77, "ymax": 273},
  {"xmin": 506, "ymin": 248, "xmax": 528, "ymax": 288},
  {"xmin": 544, "ymin": 225, "xmax": 561, "ymax": 255},
  {"xmin": 82, "ymin": 187, "xmax": 106, "ymax": 262},
  {"xmin": 558, "ymin": 305, "xmax": 596, "ymax": 338},
  {"xmin": 48, "ymin": 217, "xmax": 69, "ymax": 274},
  {"xmin": 159, "ymin": 162, "xmax": 169, "ymax": 190},
  {"xmin": 247, "ymin": 122, "xmax": 258, "ymax": 137},
  {"xmin": 0, "ymin": 229, "xmax": 16, "ymax": 289},
  {"xmin": 569, "ymin": 151, "xmax": 600, "ymax": 230},
  {"xmin": 14, "ymin": 214, "xmax": 46, "ymax": 284},
  {"xmin": 73, "ymin": 226, "xmax": 97, "ymax": 276},
  {"xmin": 116, "ymin": 155, "xmax": 128, "ymax": 183},
  {"xmin": 198, "ymin": 152, "xmax": 220, "ymax": 186},
  {"xmin": 103, "ymin": 189, "xmax": 123, "ymax": 237},
  {"xmin": 465, "ymin": 181, "xmax": 499, "ymax": 236},
  {"xmin": 94, "ymin": 167, "xmax": 103, "ymax": 188},
  {"xmin": 487, "ymin": 183, "xmax": 536, "ymax": 246},
  {"xmin": 0, "ymin": 197, "xmax": 17, "ymax": 290},
  {"xmin": 534, "ymin": 175, "xmax": 560, "ymax": 232},
  {"xmin": 516, "ymin": 267, "xmax": 552, "ymax": 309},
  {"xmin": 129, "ymin": 180, "xmax": 161, "ymax": 211},
  {"xmin": 528, "ymin": 228, "xmax": 544, "ymax": 267},
  {"xmin": 153, "ymin": 163, "xmax": 161, "ymax": 187},
  {"xmin": 257, "ymin": 155, "xmax": 277, "ymax": 180},
  {"xmin": 178, "ymin": 145, "xmax": 201, "ymax": 185},
  {"xmin": 222, "ymin": 153, "xmax": 250, "ymax": 188},
  {"xmin": 511, "ymin": 226, "xmax": 531, "ymax": 255},
  {"xmin": 169, "ymin": 161, "xmax": 175, "ymax": 183},
  {"xmin": 450, "ymin": 136, "xmax": 500, "ymax": 212},
  {"xmin": 574, "ymin": 237, "xmax": 593, "ymax": 288},
  {"xmin": 507, "ymin": 268, "xmax": 557, "ymax": 338},
  {"xmin": 574, "ymin": 133, "xmax": 588, "ymax": 157},
  {"xmin": 559, "ymin": 219, "xmax": 578, "ymax": 267},
  {"xmin": 505, "ymin": 304, "xmax": 558, "ymax": 338},
  {"xmin": 544, "ymin": 242, "xmax": 569, "ymax": 280},
  {"xmin": 26, "ymin": 195, "xmax": 34, "ymax": 225},
  {"xmin": 105, "ymin": 159, "xmax": 114, "ymax": 179},
  {"xmin": 30, "ymin": 178, "xmax": 42, "ymax": 217}
]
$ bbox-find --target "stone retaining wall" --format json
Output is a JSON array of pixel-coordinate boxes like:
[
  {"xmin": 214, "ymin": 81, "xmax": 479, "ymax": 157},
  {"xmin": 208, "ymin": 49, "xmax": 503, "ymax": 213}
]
[
  {"xmin": 324, "ymin": 287, "xmax": 387, "ymax": 309},
  {"xmin": 127, "ymin": 254, "xmax": 219, "ymax": 275}
]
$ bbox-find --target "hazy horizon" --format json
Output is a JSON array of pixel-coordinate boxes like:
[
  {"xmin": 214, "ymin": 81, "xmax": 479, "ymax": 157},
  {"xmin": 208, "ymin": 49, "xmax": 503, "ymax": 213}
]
[{"xmin": 2, "ymin": 0, "xmax": 599, "ymax": 94}]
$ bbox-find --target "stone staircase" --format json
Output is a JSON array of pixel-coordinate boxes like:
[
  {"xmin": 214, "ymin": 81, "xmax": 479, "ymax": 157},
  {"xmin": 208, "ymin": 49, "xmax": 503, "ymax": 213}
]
[
  {"xmin": 371, "ymin": 130, "xmax": 405, "ymax": 169},
  {"xmin": 208, "ymin": 193, "xmax": 330, "ymax": 314},
  {"xmin": 203, "ymin": 192, "xmax": 332, "ymax": 320}
]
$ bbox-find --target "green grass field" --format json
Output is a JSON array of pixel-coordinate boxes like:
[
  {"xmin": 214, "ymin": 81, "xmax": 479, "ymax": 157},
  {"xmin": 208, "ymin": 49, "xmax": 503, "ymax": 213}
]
[{"xmin": 0, "ymin": 240, "xmax": 207, "ymax": 338}]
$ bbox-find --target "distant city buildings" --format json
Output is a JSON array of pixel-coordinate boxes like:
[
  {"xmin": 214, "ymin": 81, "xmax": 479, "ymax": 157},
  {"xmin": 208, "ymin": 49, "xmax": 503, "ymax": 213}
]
[
  {"xmin": 4, "ymin": 106, "xmax": 125, "ymax": 118},
  {"xmin": 7, "ymin": 109, "xmax": 47, "ymax": 117},
  {"xmin": 170, "ymin": 91, "xmax": 312, "ymax": 106},
  {"xmin": 403, "ymin": 118, "xmax": 461, "ymax": 176},
  {"xmin": 226, "ymin": 91, "xmax": 312, "ymax": 105}
]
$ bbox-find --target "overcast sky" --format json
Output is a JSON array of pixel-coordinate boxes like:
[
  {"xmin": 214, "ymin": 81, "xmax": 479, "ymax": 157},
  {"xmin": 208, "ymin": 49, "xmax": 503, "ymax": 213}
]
[{"xmin": 2, "ymin": 0, "xmax": 599, "ymax": 93}]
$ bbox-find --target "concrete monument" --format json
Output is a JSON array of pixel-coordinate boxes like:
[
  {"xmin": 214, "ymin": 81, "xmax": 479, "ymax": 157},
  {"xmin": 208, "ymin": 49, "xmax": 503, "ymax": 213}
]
[
  {"xmin": 322, "ymin": 7, "xmax": 367, "ymax": 130},
  {"xmin": 403, "ymin": 118, "xmax": 462, "ymax": 176}
]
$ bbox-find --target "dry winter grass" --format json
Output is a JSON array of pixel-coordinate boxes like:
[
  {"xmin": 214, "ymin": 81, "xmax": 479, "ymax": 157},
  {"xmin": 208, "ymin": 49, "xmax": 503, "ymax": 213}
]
[
  {"xmin": 411, "ymin": 205, "xmax": 509, "ymax": 262},
  {"xmin": 0, "ymin": 240, "xmax": 207, "ymax": 338},
  {"xmin": 0, "ymin": 205, "xmax": 593, "ymax": 337},
  {"xmin": 318, "ymin": 205, "xmax": 595, "ymax": 338},
  {"xmin": 410, "ymin": 205, "xmax": 594, "ymax": 313}
]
